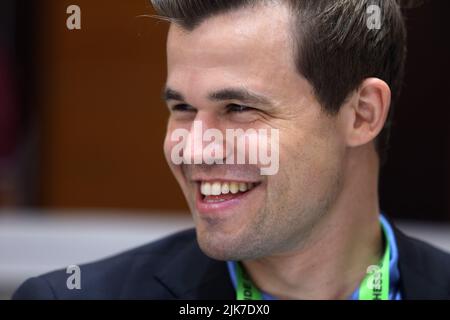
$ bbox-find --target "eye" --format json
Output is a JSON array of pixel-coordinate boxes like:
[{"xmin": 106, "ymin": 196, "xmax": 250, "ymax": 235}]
[
  {"xmin": 227, "ymin": 104, "xmax": 254, "ymax": 113},
  {"xmin": 170, "ymin": 104, "xmax": 195, "ymax": 112}
]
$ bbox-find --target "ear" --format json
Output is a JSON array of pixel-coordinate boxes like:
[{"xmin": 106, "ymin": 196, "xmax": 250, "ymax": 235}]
[{"xmin": 344, "ymin": 78, "xmax": 391, "ymax": 148}]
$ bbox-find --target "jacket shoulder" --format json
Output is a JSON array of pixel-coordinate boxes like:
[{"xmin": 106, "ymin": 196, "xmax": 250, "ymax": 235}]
[
  {"xmin": 395, "ymin": 228, "xmax": 450, "ymax": 299},
  {"xmin": 12, "ymin": 228, "xmax": 198, "ymax": 299}
]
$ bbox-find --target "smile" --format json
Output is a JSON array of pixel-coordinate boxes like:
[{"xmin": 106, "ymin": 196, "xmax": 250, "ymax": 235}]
[{"xmin": 195, "ymin": 180, "xmax": 262, "ymax": 215}]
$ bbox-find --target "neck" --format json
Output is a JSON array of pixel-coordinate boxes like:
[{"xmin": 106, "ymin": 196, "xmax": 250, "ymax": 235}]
[{"xmin": 242, "ymin": 147, "xmax": 383, "ymax": 300}]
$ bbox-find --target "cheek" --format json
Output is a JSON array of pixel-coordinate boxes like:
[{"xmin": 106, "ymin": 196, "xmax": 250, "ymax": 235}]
[
  {"xmin": 163, "ymin": 121, "xmax": 181, "ymax": 165},
  {"xmin": 275, "ymin": 126, "xmax": 340, "ymax": 192},
  {"xmin": 163, "ymin": 132, "xmax": 173, "ymax": 164},
  {"xmin": 163, "ymin": 129, "xmax": 183, "ymax": 181}
]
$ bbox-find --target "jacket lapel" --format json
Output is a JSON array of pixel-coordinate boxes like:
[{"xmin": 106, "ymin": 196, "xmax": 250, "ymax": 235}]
[
  {"xmin": 394, "ymin": 225, "xmax": 450, "ymax": 299},
  {"xmin": 153, "ymin": 236, "xmax": 235, "ymax": 299}
]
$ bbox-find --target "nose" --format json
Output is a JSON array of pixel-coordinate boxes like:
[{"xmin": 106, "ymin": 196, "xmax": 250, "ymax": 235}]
[{"xmin": 183, "ymin": 113, "xmax": 227, "ymax": 165}]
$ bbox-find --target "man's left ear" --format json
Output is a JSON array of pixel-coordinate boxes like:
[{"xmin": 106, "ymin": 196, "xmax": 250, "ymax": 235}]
[{"xmin": 343, "ymin": 78, "xmax": 391, "ymax": 148}]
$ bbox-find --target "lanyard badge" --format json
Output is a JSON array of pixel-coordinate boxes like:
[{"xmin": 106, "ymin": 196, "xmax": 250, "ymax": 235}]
[{"xmin": 235, "ymin": 225, "xmax": 390, "ymax": 300}]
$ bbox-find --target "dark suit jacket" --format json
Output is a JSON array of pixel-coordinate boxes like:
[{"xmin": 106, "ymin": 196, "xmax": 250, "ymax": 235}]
[{"xmin": 11, "ymin": 225, "xmax": 450, "ymax": 300}]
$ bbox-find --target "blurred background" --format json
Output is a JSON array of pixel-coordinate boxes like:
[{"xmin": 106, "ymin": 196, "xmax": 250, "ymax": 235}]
[{"xmin": 0, "ymin": 0, "xmax": 449, "ymax": 299}]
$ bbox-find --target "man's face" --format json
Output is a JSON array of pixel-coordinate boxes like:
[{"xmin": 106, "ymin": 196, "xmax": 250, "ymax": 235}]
[{"xmin": 163, "ymin": 3, "xmax": 347, "ymax": 260}]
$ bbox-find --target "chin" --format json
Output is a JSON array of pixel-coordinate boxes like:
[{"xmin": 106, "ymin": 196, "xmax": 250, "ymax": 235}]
[
  {"xmin": 195, "ymin": 227, "xmax": 267, "ymax": 261},
  {"xmin": 198, "ymin": 243, "xmax": 236, "ymax": 261},
  {"xmin": 195, "ymin": 229, "xmax": 237, "ymax": 261}
]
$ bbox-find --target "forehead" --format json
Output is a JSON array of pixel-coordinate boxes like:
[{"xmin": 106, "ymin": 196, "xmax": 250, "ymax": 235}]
[{"xmin": 165, "ymin": 3, "xmax": 300, "ymax": 102}]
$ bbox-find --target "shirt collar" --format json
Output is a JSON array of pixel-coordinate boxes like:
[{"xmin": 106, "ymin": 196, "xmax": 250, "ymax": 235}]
[{"xmin": 226, "ymin": 213, "xmax": 402, "ymax": 300}]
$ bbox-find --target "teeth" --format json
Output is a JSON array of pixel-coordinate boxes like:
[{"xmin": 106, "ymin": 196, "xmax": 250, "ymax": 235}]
[
  {"xmin": 200, "ymin": 181, "xmax": 257, "ymax": 196},
  {"xmin": 229, "ymin": 182, "xmax": 239, "ymax": 194},
  {"xmin": 239, "ymin": 183, "xmax": 248, "ymax": 192},
  {"xmin": 201, "ymin": 182, "xmax": 211, "ymax": 196},
  {"xmin": 211, "ymin": 182, "xmax": 221, "ymax": 196},
  {"xmin": 221, "ymin": 183, "xmax": 230, "ymax": 194}
]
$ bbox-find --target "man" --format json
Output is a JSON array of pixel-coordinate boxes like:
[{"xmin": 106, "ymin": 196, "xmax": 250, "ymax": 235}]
[{"xmin": 13, "ymin": 0, "xmax": 450, "ymax": 300}]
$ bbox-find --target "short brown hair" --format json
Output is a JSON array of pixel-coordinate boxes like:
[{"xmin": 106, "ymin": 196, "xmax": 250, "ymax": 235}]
[{"xmin": 150, "ymin": 0, "xmax": 407, "ymax": 163}]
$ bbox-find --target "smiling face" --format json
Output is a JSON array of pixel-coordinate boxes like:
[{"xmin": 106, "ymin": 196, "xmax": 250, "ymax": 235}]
[{"xmin": 163, "ymin": 3, "xmax": 348, "ymax": 260}]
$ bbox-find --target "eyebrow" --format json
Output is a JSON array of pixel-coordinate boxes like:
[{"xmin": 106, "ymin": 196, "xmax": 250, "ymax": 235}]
[
  {"xmin": 209, "ymin": 87, "xmax": 274, "ymax": 106},
  {"xmin": 163, "ymin": 87, "xmax": 184, "ymax": 102},
  {"xmin": 162, "ymin": 86, "xmax": 273, "ymax": 107}
]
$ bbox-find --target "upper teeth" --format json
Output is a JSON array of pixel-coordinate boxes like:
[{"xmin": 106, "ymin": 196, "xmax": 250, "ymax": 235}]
[{"xmin": 200, "ymin": 181, "xmax": 256, "ymax": 196}]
